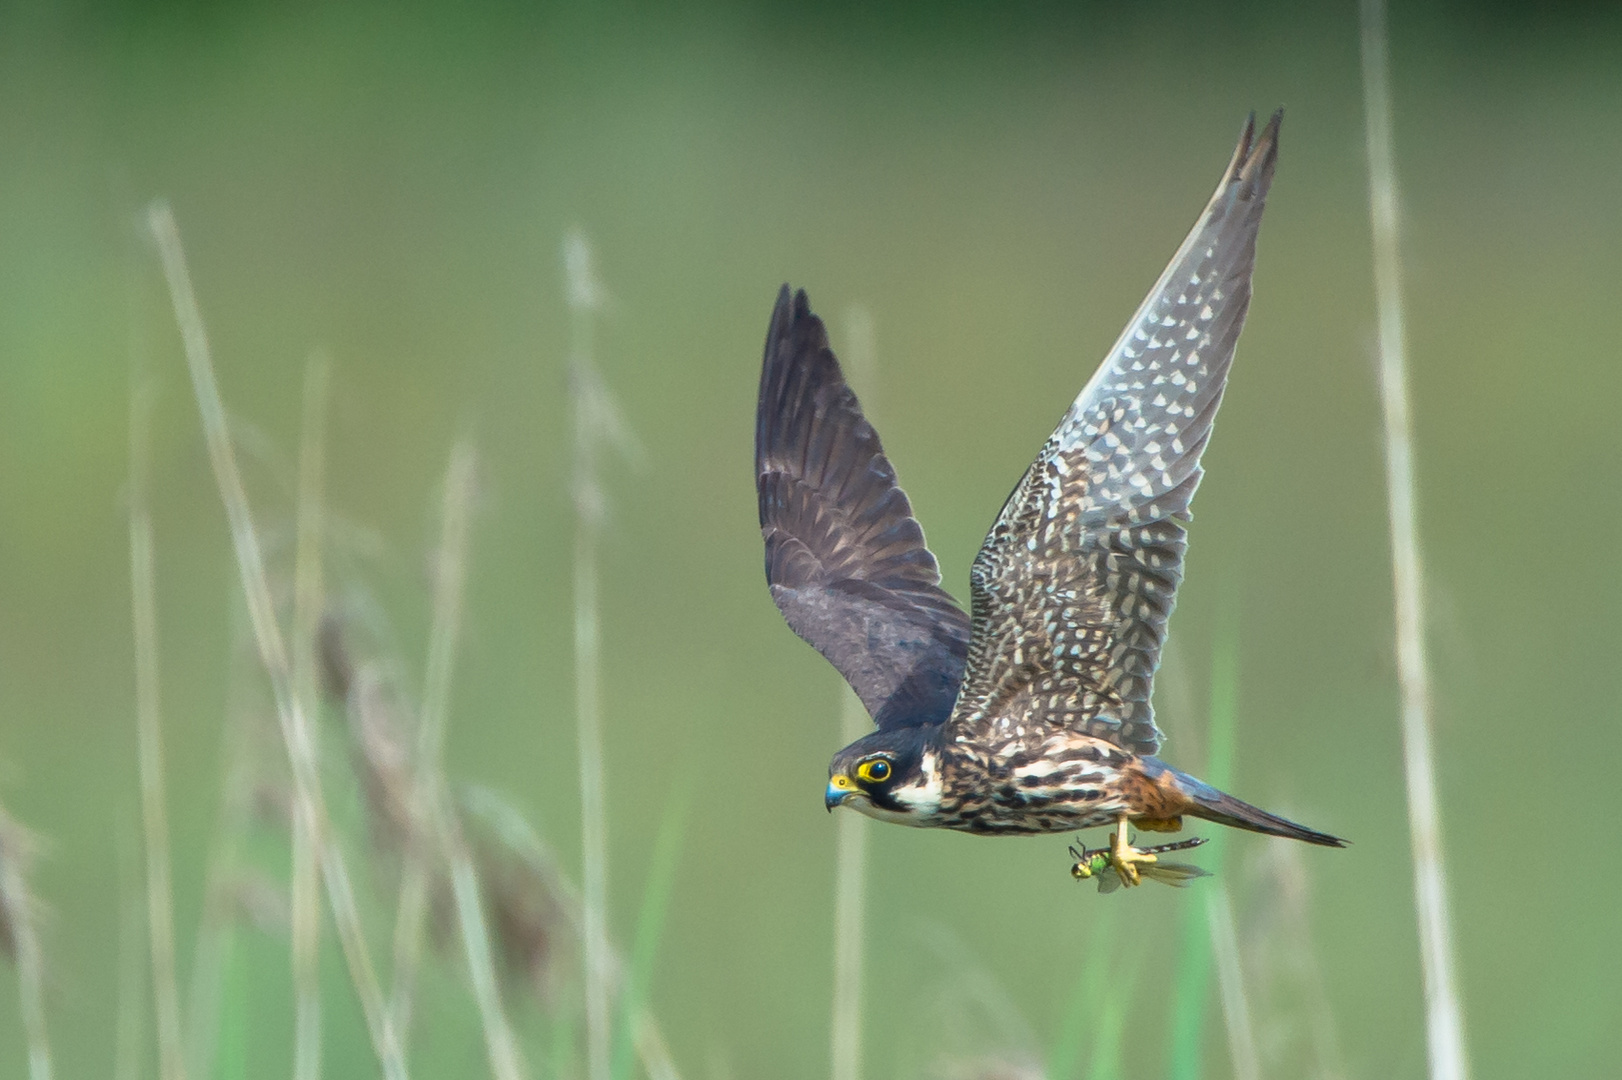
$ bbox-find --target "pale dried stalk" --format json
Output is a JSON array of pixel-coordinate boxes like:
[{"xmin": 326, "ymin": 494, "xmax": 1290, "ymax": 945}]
[
  {"xmin": 1241, "ymin": 843, "xmax": 1346, "ymax": 1080},
  {"xmin": 566, "ymin": 227, "xmax": 614, "ymax": 1080},
  {"xmin": 447, "ymin": 841, "xmax": 526, "ymax": 1080},
  {"xmin": 291, "ymin": 356, "xmax": 330, "ymax": 1080},
  {"xmin": 573, "ymin": 380, "xmax": 611, "ymax": 1080},
  {"xmin": 147, "ymin": 201, "xmax": 409, "ymax": 1080},
  {"xmin": 1358, "ymin": 5, "xmax": 1471, "ymax": 1080},
  {"xmin": 129, "ymin": 372, "xmax": 187, "ymax": 1080},
  {"xmin": 0, "ymin": 806, "xmax": 52, "ymax": 1080},
  {"xmin": 460, "ymin": 786, "xmax": 682, "ymax": 1080},
  {"xmin": 388, "ymin": 442, "xmax": 471, "ymax": 1033},
  {"xmin": 1205, "ymin": 885, "xmax": 1258, "ymax": 1080}
]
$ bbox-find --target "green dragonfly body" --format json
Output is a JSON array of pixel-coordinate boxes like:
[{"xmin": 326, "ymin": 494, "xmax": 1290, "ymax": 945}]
[{"xmin": 1070, "ymin": 835, "xmax": 1211, "ymax": 893}]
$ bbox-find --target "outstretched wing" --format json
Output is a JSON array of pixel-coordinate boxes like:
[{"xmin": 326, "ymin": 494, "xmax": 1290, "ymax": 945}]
[
  {"xmin": 949, "ymin": 111, "xmax": 1282, "ymax": 757},
  {"xmin": 756, "ymin": 286, "xmax": 971, "ymax": 730}
]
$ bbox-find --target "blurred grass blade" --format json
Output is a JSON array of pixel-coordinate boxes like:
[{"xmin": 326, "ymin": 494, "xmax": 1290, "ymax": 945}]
[
  {"xmin": 1358, "ymin": 5, "xmax": 1471, "ymax": 1080},
  {"xmin": 611, "ymin": 779, "xmax": 689, "ymax": 1080},
  {"xmin": 291, "ymin": 354, "xmax": 330, "ymax": 1080},
  {"xmin": 217, "ymin": 927, "xmax": 248, "ymax": 1080},
  {"xmin": 115, "ymin": 823, "xmax": 145, "ymax": 1080},
  {"xmin": 1046, "ymin": 903, "xmax": 1118, "ymax": 1080},
  {"xmin": 129, "ymin": 365, "xmax": 187, "ymax": 1080},
  {"xmin": 1205, "ymin": 884, "xmax": 1258, "ymax": 1080},
  {"xmin": 0, "ymin": 804, "xmax": 53, "ymax": 1080},
  {"xmin": 183, "ymin": 599, "xmax": 258, "ymax": 1080},
  {"xmin": 146, "ymin": 200, "xmax": 410, "ymax": 1080},
  {"xmin": 1087, "ymin": 955, "xmax": 1138, "ymax": 1080},
  {"xmin": 1167, "ymin": 608, "xmax": 1239, "ymax": 1080}
]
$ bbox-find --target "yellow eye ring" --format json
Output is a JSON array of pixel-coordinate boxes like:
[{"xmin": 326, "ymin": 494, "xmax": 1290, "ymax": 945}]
[{"xmin": 856, "ymin": 758, "xmax": 892, "ymax": 784}]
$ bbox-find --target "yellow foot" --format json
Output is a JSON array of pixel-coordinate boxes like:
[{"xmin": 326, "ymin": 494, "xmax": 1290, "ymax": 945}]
[{"xmin": 1108, "ymin": 817, "xmax": 1158, "ymax": 888}]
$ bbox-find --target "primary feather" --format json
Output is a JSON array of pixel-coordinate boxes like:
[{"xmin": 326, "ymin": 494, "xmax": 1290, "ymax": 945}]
[
  {"xmin": 755, "ymin": 290, "xmax": 971, "ymax": 730},
  {"xmin": 948, "ymin": 111, "xmax": 1280, "ymax": 757}
]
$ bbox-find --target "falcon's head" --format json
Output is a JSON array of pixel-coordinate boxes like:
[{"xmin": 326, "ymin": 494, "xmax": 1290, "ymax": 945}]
[{"xmin": 825, "ymin": 725, "xmax": 945, "ymax": 826}]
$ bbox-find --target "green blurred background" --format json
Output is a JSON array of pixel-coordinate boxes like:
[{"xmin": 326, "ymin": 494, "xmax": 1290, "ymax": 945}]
[{"xmin": 2, "ymin": 1, "xmax": 1620, "ymax": 1077}]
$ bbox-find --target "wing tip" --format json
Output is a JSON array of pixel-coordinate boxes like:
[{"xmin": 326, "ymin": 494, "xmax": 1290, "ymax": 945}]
[{"xmin": 1229, "ymin": 107, "xmax": 1282, "ymax": 196}]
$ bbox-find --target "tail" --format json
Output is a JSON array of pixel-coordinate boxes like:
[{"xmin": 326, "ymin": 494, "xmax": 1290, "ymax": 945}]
[{"xmin": 1174, "ymin": 770, "xmax": 1346, "ymax": 847}]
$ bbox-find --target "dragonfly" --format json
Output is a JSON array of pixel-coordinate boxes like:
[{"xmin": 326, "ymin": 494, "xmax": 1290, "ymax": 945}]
[{"xmin": 1070, "ymin": 835, "xmax": 1211, "ymax": 893}]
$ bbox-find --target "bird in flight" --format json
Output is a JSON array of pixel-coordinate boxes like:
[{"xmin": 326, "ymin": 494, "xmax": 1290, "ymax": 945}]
[{"xmin": 754, "ymin": 110, "xmax": 1344, "ymax": 888}]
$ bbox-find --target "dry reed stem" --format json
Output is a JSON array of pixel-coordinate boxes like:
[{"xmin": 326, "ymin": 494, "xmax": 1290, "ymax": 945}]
[
  {"xmin": 1358, "ymin": 6, "xmax": 1471, "ymax": 1080},
  {"xmin": 1205, "ymin": 884, "xmax": 1258, "ymax": 1080},
  {"xmin": 129, "ymin": 371, "xmax": 188, "ymax": 1080},
  {"xmin": 0, "ymin": 805, "xmax": 52, "ymax": 1080},
  {"xmin": 291, "ymin": 356, "xmax": 330, "ymax": 1080},
  {"xmin": 146, "ymin": 201, "xmax": 409, "ymax": 1080}
]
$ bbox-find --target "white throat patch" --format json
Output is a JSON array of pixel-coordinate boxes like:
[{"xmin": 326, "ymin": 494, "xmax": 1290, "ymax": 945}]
[{"xmin": 847, "ymin": 750, "xmax": 943, "ymax": 827}]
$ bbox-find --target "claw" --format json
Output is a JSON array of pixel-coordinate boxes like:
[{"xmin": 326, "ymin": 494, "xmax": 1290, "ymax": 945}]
[{"xmin": 1107, "ymin": 816, "xmax": 1158, "ymax": 888}]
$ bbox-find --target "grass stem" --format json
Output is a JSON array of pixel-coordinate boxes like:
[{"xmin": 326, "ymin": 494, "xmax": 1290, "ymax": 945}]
[
  {"xmin": 390, "ymin": 439, "xmax": 526, "ymax": 1080},
  {"xmin": 387, "ymin": 440, "xmax": 472, "ymax": 1038},
  {"xmin": 291, "ymin": 355, "xmax": 330, "ymax": 1080},
  {"xmin": 129, "ymin": 364, "xmax": 188, "ymax": 1080},
  {"xmin": 611, "ymin": 781, "xmax": 688, "ymax": 1080},
  {"xmin": 830, "ymin": 689, "xmax": 869, "ymax": 1080},
  {"xmin": 1358, "ymin": 5, "xmax": 1471, "ymax": 1079},
  {"xmin": 565, "ymin": 227, "xmax": 621, "ymax": 1080},
  {"xmin": 147, "ymin": 200, "xmax": 409, "ymax": 1080},
  {"xmin": 830, "ymin": 305, "xmax": 877, "ymax": 1080}
]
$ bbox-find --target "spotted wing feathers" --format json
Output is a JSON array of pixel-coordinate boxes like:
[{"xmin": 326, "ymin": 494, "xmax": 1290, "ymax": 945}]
[
  {"xmin": 950, "ymin": 111, "xmax": 1282, "ymax": 756},
  {"xmin": 757, "ymin": 286, "xmax": 971, "ymax": 730}
]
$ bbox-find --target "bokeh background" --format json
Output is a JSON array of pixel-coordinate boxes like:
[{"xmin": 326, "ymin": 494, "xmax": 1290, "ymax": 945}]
[{"xmin": 2, "ymin": 1, "xmax": 1620, "ymax": 1078}]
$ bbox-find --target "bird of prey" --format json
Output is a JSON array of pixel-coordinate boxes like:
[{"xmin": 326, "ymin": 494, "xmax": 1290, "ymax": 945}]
[{"xmin": 754, "ymin": 111, "xmax": 1344, "ymax": 887}]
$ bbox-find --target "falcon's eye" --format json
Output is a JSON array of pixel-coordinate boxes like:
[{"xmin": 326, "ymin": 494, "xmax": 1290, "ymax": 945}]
[{"xmin": 857, "ymin": 758, "xmax": 891, "ymax": 784}]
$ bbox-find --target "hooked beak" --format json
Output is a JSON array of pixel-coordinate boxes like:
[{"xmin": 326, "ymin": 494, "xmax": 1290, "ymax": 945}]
[{"xmin": 825, "ymin": 774, "xmax": 857, "ymax": 811}]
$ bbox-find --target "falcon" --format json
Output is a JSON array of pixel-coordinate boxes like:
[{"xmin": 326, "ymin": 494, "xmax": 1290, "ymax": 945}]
[{"xmin": 754, "ymin": 110, "xmax": 1344, "ymax": 887}]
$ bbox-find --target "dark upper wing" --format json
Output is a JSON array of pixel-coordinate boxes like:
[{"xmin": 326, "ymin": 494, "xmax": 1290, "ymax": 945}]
[
  {"xmin": 756, "ymin": 286, "xmax": 971, "ymax": 730},
  {"xmin": 949, "ymin": 111, "xmax": 1281, "ymax": 756}
]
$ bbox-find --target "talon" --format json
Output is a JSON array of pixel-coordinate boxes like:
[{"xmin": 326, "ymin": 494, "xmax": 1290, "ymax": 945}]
[{"xmin": 1108, "ymin": 816, "xmax": 1159, "ymax": 888}]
